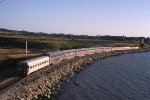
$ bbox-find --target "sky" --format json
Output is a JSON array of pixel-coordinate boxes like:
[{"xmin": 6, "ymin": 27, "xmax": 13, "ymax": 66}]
[{"xmin": 0, "ymin": 0, "xmax": 150, "ymax": 37}]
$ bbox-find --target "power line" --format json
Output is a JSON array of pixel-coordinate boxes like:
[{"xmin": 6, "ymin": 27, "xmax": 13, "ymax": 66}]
[{"xmin": 0, "ymin": 0, "xmax": 7, "ymax": 4}]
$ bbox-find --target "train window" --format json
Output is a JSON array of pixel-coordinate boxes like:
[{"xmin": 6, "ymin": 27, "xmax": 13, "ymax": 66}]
[{"xmin": 30, "ymin": 66, "xmax": 32, "ymax": 69}]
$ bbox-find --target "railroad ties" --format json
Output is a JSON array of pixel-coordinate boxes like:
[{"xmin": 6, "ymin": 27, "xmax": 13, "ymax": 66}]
[{"xmin": 0, "ymin": 68, "xmax": 23, "ymax": 93}]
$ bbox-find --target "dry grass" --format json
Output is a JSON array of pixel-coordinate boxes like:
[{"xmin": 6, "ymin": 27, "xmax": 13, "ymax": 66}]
[
  {"xmin": 0, "ymin": 33, "xmax": 140, "ymax": 70},
  {"xmin": 0, "ymin": 48, "xmax": 41, "ymax": 70}
]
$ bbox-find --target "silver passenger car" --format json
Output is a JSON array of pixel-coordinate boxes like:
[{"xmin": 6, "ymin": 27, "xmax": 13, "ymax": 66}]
[
  {"xmin": 18, "ymin": 56, "xmax": 49, "ymax": 75},
  {"xmin": 45, "ymin": 51, "xmax": 66, "ymax": 65},
  {"xmin": 17, "ymin": 46, "xmax": 139, "ymax": 76},
  {"xmin": 63, "ymin": 49, "xmax": 78, "ymax": 60}
]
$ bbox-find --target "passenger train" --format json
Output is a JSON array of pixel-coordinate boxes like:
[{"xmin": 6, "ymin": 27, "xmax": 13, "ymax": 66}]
[{"xmin": 17, "ymin": 47, "xmax": 139, "ymax": 76}]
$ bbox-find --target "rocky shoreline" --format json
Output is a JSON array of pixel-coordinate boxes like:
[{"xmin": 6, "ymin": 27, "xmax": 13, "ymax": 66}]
[{"xmin": 0, "ymin": 49, "xmax": 148, "ymax": 100}]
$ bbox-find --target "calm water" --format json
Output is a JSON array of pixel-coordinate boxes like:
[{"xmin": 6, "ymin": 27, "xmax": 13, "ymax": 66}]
[{"xmin": 56, "ymin": 52, "xmax": 150, "ymax": 100}]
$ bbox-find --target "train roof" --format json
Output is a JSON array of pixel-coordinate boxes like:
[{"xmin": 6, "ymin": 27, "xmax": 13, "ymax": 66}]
[
  {"xmin": 19, "ymin": 56, "xmax": 49, "ymax": 64},
  {"xmin": 45, "ymin": 49, "xmax": 78, "ymax": 55},
  {"xmin": 45, "ymin": 47, "xmax": 116, "ymax": 56},
  {"xmin": 62, "ymin": 49, "xmax": 77, "ymax": 53},
  {"xmin": 45, "ymin": 50, "xmax": 66, "ymax": 55}
]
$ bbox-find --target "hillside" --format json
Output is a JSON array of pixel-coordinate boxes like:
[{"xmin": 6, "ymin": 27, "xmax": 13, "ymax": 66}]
[{"xmin": 0, "ymin": 28, "xmax": 141, "ymax": 70}]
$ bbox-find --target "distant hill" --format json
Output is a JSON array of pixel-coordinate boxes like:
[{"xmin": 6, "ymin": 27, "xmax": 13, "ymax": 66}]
[
  {"xmin": 0, "ymin": 28, "xmax": 48, "ymax": 35},
  {"xmin": 0, "ymin": 28, "xmax": 150, "ymax": 44}
]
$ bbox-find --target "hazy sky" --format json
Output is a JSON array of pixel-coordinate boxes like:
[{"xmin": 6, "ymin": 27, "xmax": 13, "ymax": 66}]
[{"xmin": 0, "ymin": 0, "xmax": 150, "ymax": 37}]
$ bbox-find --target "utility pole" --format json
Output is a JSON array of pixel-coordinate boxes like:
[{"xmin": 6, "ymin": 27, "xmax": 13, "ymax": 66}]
[{"xmin": 26, "ymin": 40, "xmax": 28, "ymax": 56}]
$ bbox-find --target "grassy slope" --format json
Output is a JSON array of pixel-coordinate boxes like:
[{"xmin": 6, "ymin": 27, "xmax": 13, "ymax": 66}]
[{"xmin": 0, "ymin": 33, "xmax": 140, "ymax": 70}]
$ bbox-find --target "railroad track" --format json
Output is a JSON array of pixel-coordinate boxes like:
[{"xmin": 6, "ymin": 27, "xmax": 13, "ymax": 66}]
[
  {"xmin": 0, "ymin": 77, "xmax": 19, "ymax": 87},
  {"xmin": 0, "ymin": 69, "xmax": 24, "ymax": 94},
  {"xmin": 0, "ymin": 76, "xmax": 23, "ymax": 94}
]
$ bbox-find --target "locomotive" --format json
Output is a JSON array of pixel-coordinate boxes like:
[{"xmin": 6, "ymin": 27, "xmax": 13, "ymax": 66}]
[{"xmin": 17, "ymin": 47, "xmax": 139, "ymax": 75}]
